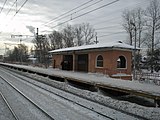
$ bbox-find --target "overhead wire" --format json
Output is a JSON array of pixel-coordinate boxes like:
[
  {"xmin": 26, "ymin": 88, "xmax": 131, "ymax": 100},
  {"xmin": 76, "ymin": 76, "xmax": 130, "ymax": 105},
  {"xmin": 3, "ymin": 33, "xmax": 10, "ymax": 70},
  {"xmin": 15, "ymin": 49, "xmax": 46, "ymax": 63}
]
[
  {"xmin": 42, "ymin": 0, "xmax": 95, "ymax": 26},
  {"xmin": 92, "ymin": 0, "xmax": 148, "ymax": 39},
  {"xmin": 1, "ymin": 0, "xmax": 148, "ymax": 41},
  {"xmin": 90, "ymin": 0, "xmax": 147, "ymax": 26},
  {"xmin": 98, "ymin": 31, "xmax": 126, "ymax": 38},
  {"xmin": 97, "ymin": 27, "xmax": 150, "ymax": 39},
  {"xmin": 44, "ymin": 0, "xmax": 103, "ymax": 27},
  {"xmin": 66, "ymin": 0, "xmax": 147, "ymax": 28},
  {"xmin": 49, "ymin": 0, "xmax": 119, "ymax": 29},
  {"xmin": 11, "ymin": 0, "xmax": 29, "ymax": 20},
  {"xmin": 0, "ymin": 0, "xmax": 29, "ymax": 35},
  {"xmin": 6, "ymin": 0, "xmax": 17, "ymax": 16},
  {"xmin": 95, "ymin": 25, "xmax": 122, "ymax": 30},
  {"xmin": 40, "ymin": 0, "xmax": 147, "ymax": 34},
  {"xmin": 0, "ymin": 0, "xmax": 8, "ymax": 14}
]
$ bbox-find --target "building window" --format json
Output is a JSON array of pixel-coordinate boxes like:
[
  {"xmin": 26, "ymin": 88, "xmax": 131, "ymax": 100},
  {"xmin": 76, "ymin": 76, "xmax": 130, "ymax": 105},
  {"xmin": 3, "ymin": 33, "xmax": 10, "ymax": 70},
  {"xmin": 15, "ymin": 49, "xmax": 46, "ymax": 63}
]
[
  {"xmin": 117, "ymin": 56, "xmax": 126, "ymax": 68},
  {"xmin": 96, "ymin": 55, "xmax": 103, "ymax": 67}
]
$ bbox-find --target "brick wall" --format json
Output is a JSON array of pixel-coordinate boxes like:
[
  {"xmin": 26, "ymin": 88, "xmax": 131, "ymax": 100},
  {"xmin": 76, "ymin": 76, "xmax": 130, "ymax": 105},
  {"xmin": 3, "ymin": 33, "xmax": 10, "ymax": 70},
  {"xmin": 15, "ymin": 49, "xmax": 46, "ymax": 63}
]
[
  {"xmin": 52, "ymin": 49, "xmax": 132, "ymax": 80},
  {"xmin": 52, "ymin": 54, "xmax": 63, "ymax": 68},
  {"xmin": 88, "ymin": 50, "xmax": 132, "ymax": 76}
]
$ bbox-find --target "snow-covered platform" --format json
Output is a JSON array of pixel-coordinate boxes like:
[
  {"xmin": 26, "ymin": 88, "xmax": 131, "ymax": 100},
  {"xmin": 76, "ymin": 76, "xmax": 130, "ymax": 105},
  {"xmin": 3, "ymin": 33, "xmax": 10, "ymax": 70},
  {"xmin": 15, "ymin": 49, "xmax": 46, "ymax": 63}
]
[{"xmin": 1, "ymin": 62, "xmax": 160, "ymax": 105}]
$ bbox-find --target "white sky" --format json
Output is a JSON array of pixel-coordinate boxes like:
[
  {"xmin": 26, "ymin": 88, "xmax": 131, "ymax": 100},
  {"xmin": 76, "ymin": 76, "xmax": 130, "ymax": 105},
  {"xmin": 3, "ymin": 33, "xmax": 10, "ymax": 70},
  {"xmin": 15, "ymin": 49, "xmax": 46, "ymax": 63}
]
[{"xmin": 0, "ymin": 0, "xmax": 150, "ymax": 55}]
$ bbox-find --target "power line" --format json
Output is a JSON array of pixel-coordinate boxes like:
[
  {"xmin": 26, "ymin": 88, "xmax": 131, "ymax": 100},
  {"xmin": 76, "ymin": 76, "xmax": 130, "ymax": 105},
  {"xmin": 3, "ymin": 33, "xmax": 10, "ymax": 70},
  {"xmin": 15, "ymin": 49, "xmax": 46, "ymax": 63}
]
[
  {"xmin": 11, "ymin": 0, "xmax": 29, "ymax": 20},
  {"xmin": 6, "ymin": 0, "xmax": 17, "ymax": 16},
  {"xmin": 91, "ymin": 0, "xmax": 148, "ymax": 39},
  {"xmin": 90, "ymin": 0, "xmax": 147, "ymax": 26},
  {"xmin": 41, "ymin": 0, "xmax": 146, "ymax": 34},
  {"xmin": 0, "ymin": 0, "xmax": 8, "ymax": 14},
  {"xmin": 50, "ymin": 0, "xmax": 119, "ymax": 29},
  {"xmin": 42, "ymin": 0, "xmax": 95, "ymax": 26},
  {"xmin": 44, "ymin": 0, "xmax": 104, "ymax": 27},
  {"xmin": 0, "ymin": 0, "xmax": 29, "ymax": 34},
  {"xmin": 95, "ymin": 25, "xmax": 122, "ymax": 30},
  {"xmin": 98, "ymin": 31, "xmax": 126, "ymax": 38},
  {"xmin": 93, "ymin": 16, "xmax": 120, "ymax": 26}
]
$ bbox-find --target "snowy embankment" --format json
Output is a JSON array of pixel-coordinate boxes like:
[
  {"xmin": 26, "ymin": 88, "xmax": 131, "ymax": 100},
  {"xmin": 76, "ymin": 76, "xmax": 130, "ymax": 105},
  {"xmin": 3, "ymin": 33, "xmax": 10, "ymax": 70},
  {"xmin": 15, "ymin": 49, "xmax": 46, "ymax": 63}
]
[
  {"xmin": 2, "ymin": 62, "xmax": 160, "ymax": 97},
  {"xmin": 17, "ymin": 69, "xmax": 160, "ymax": 120},
  {"xmin": 0, "ymin": 62, "xmax": 160, "ymax": 119}
]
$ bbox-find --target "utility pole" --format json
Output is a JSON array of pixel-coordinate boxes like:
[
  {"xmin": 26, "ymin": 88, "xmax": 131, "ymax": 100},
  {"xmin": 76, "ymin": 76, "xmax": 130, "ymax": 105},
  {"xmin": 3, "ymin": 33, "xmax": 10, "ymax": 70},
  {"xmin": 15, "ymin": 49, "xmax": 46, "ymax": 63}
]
[
  {"xmin": 19, "ymin": 39, "xmax": 22, "ymax": 64},
  {"xmin": 94, "ymin": 33, "xmax": 99, "ymax": 44},
  {"xmin": 36, "ymin": 28, "xmax": 42, "ymax": 64},
  {"xmin": 130, "ymin": 22, "xmax": 137, "ymax": 80},
  {"xmin": 134, "ymin": 25, "xmax": 136, "ymax": 80},
  {"xmin": 95, "ymin": 36, "xmax": 98, "ymax": 44}
]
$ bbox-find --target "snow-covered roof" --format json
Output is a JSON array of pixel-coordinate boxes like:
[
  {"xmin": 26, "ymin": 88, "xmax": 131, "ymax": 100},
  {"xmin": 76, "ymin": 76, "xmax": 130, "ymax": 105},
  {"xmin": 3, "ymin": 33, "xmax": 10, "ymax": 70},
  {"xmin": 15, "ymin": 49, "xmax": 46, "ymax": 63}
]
[{"xmin": 49, "ymin": 41, "xmax": 135, "ymax": 53}]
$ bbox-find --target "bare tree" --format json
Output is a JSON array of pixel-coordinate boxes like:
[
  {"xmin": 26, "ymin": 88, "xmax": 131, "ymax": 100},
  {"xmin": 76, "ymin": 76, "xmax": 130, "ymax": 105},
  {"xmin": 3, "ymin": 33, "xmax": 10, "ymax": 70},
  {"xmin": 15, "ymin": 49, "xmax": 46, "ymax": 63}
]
[
  {"xmin": 6, "ymin": 44, "xmax": 28, "ymax": 63},
  {"xmin": 62, "ymin": 25, "xmax": 74, "ymax": 48},
  {"xmin": 81, "ymin": 23, "xmax": 95, "ymax": 45},
  {"xmin": 73, "ymin": 23, "xmax": 96, "ymax": 46},
  {"xmin": 48, "ymin": 23, "xmax": 96, "ymax": 48},
  {"xmin": 33, "ymin": 35, "xmax": 50, "ymax": 64},
  {"xmin": 49, "ymin": 31, "xmax": 63, "ymax": 50},
  {"xmin": 136, "ymin": 8, "xmax": 145, "ymax": 48},
  {"xmin": 122, "ymin": 8, "xmax": 145, "ymax": 47},
  {"xmin": 145, "ymin": 0, "xmax": 160, "ymax": 51},
  {"xmin": 73, "ymin": 24, "xmax": 84, "ymax": 46},
  {"xmin": 122, "ymin": 10, "xmax": 134, "ymax": 45},
  {"xmin": 122, "ymin": 8, "xmax": 145, "ymax": 72},
  {"xmin": 18, "ymin": 44, "xmax": 28, "ymax": 63},
  {"xmin": 145, "ymin": 0, "xmax": 160, "ymax": 72}
]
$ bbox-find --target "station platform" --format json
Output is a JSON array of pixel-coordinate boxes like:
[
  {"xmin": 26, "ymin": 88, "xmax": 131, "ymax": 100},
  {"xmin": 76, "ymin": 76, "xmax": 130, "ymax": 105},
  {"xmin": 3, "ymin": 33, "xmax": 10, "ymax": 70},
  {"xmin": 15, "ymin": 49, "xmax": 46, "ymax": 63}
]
[{"xmin": 0, "ymin": 62, "xmax": 160, "ymax": 106}]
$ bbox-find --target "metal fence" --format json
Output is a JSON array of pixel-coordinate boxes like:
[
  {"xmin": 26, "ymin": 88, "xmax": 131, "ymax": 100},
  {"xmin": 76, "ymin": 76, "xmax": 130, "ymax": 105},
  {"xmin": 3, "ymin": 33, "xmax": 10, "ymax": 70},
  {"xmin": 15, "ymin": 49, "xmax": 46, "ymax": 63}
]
[{"xmin": 135, "ymin": 71, "xmax": 160, "ymax": 86}]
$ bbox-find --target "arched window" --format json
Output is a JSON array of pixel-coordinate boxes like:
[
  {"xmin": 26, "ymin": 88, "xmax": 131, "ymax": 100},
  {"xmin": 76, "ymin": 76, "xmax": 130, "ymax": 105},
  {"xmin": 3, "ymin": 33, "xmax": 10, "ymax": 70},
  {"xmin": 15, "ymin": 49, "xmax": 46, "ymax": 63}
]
[
  {"xmin": 96, "ymin": 55, "xmax": 103, "ymax": 67},
  {"xmin": 117, "ymin": 56, "xmax": 126, "ymax": 68}
]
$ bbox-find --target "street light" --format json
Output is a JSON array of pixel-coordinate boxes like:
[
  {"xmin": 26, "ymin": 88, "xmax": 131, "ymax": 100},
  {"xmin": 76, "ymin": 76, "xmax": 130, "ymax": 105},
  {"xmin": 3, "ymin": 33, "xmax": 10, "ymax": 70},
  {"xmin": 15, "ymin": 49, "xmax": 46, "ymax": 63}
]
[{"xmin": 130, "ymin": 21, "xmax": 136, "ymax": 80}]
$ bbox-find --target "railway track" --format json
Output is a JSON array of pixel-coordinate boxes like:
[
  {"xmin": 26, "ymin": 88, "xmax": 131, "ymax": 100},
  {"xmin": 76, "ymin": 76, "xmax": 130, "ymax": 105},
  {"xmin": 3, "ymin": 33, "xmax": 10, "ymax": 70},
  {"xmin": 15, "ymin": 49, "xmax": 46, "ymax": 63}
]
[
  {"xmin": 2, "ymin": 70, "xmax": 115, "ymax": 120},
  {"xmin": 0, "ymin": 67, "xmax": 115, "ymax": 120},
  {"xmin": 0, "ymin": 91, "xmax": 18, "ymax": 120},
  {"xmin": 0, "ymin": 66, "xmax": 148, "ymax": 120},
  {"xmin": 0, "ymin": 75, "xmax": 55, "ymax": 120}
]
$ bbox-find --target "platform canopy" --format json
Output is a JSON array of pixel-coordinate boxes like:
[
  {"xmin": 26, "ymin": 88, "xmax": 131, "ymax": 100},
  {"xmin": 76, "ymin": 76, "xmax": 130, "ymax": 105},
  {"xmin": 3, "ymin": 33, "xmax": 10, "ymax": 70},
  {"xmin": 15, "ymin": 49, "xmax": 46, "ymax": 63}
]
[{"xmin": 49, "ymin": 41, "xmax": 138, "ymax": 53}]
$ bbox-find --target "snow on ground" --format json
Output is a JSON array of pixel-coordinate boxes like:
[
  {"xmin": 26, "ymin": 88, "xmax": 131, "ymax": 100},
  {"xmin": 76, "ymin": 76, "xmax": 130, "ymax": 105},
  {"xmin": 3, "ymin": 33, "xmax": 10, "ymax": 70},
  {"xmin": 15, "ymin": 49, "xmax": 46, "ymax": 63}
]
[
  {"xmin": 1, "ymin": 62, "xmax": 160, "ymax": 97},
  {"xmin": 8, "ymin": 66, "xmax": 160, "ymax": 120},
  {"xmin": 1, "ymin": 62, "xmax": 160, "ymax": 119}
]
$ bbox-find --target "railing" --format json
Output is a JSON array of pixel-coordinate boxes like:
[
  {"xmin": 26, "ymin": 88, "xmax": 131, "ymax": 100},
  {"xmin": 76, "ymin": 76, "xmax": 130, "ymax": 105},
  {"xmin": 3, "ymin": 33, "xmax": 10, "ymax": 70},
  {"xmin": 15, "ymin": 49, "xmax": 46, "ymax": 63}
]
[{"xmin": 136, "ymin": 71, "xmax": 160, "ymax": 86}]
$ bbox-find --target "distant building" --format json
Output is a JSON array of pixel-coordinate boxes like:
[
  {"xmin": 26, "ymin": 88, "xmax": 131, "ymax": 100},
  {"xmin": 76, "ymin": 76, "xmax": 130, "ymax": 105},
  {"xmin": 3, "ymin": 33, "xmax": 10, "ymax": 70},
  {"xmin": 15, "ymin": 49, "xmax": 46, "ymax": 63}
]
[
  {"xmin": 28, "ymin": 55, "xmax": 37, "ymax": 65},
  {"xmin": 49, "ymin": 41, "xmax": 135, "ymax": 80}
]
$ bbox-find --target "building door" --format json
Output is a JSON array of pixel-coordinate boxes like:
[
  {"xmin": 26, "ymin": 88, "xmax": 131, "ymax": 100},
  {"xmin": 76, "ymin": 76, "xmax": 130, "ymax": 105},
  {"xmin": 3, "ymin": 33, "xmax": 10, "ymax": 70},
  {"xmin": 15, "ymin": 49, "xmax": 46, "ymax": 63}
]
[
  {"xmin": 63, "ymin": 55, "xmax": 73, "ymax": 70},
  {"xmin": 77, "ymin": 54, "xmax": 88, "ymax": 72}
]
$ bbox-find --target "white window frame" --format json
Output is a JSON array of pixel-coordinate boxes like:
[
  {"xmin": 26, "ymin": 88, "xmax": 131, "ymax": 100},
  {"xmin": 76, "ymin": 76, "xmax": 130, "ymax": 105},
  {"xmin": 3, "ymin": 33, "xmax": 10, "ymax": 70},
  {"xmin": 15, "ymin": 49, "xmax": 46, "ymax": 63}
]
[{"xmin": 96, "ymin": 55, "xmax": 103, "ymax": 68}]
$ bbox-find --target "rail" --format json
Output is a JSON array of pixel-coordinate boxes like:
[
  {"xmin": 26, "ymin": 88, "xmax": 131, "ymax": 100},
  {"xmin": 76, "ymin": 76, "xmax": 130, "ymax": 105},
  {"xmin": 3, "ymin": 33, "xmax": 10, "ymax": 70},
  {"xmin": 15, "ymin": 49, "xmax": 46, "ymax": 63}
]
[
  {"xmin": 3, "ymin": 66, "xmax": 150, "ymax": 120},
  {"xmin": 0, "ymin": 91, "xmax": 19, "ymax": 120},
  {"xmin": 1, "ymin": 68, "xmax": 115, "ymax": 120},
  {"xmin": 0, "ymin": 75, "xmax": 55, "ymax": 120}
]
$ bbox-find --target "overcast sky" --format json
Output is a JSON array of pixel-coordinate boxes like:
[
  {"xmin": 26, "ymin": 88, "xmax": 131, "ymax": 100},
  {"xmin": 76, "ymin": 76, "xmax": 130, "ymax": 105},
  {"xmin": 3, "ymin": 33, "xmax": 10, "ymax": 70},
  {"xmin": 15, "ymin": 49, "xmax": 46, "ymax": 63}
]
[{"xmin": 0, "ymin": 0, "xmax": 150, "ymax": 55}]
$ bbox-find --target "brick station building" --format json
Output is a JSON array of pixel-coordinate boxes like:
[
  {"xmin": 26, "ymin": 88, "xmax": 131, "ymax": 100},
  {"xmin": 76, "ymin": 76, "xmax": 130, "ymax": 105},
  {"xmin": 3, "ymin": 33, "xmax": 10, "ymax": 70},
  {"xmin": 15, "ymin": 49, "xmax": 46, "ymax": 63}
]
[{"xmin": 49, "ymin": 41, "xmax": 135, "ymax": 80}]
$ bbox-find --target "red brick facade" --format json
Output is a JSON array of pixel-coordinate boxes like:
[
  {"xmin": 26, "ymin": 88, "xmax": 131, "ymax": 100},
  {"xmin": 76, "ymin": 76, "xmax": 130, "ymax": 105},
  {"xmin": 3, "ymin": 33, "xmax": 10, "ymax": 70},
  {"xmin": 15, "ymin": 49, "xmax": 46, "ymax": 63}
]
[{"xmin": 52, "ymin": 48, "xmax": 132, "ymax": 80}]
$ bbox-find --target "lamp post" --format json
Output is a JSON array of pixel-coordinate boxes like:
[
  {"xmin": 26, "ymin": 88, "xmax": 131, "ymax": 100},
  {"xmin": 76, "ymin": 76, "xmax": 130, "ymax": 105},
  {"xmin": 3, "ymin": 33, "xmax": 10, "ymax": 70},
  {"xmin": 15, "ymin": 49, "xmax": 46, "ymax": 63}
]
[{"xmin": 130, "ymin": 22, "xmax": 136, "ymax": 80}]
